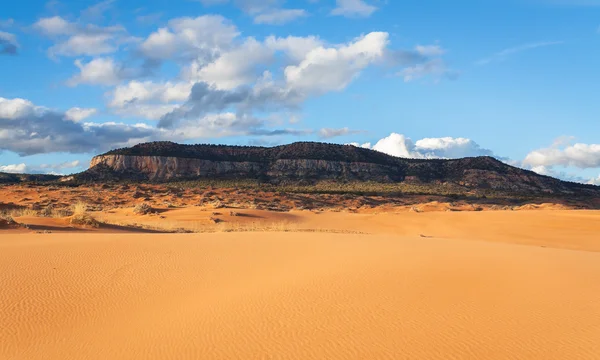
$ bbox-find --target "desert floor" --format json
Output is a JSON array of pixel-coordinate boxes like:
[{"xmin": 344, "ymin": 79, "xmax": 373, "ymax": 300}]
[{"xmin": 1, "ymin": 210, "xmax": 600, "ymax": 359}]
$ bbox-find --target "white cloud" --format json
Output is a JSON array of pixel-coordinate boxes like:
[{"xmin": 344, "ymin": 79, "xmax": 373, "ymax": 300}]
[
  {"xmin": 415, "ymin": 45, "xmax": 445, "ymax": 57},
  {"xmin": 39, "ymin": 160, "xmax": 81, "ymax": 170},
  {"xmin": 265, "ymin": 35, "xmax": 323, "ymax": 62},
  {"xmin": 33, "ymin": 16, "xmax": 75, "ymax": 36},
  {"xmin": 530, "ymin": 165, "xmax": 549, "ymax": 176},
  {"xmin": 0, "ymin": 97, "xmax": 44, "ymax": 119},
  {"xmin": 198, "ymin": 0, "xmax": 308, "ymax": 25},
  {"xmin": 0, "ymin": 96, "xmax": 315, "ymax": 155},
  {"xmin": 158, "ymin": 31, "xmax": 397, "ymax": 129},
  {"xmin": 184, "ymin": 37, "xmax": 273, "ymax": 90},
  {"xmin": 588, "ymin": 175, "xmax": 600, "ymax": 186},
  {"xmin": 107, "ymin": 80, "xmax": 192, "ymax": 119},
  {"xmin": 49, "ymin": 33, "xmax": 119, "ymax": 57},
  {"xmin": 0, "ymin": 163, "xmax": 27, "ymax": 173},
  {"xmin": 68, "ymin": 57, "xmax": 122, "ymax": 86},
  {"xmin": 33, "ymin": 16, "xmax": 133, "ymax": 58},
  {"xmin": 0, "ymin": 31, "xmax": 18, "ymax": 55},
  {"xmin": 523, "ymin": 140, "xmax": 600, "ymax": 169},
  {"xmin": 414, "ymin": 137, "xmax": 493, "ymax": 158},
  {"xmin": 253, "ymin": 8, "xmax": 308, "ymax": 25},
  {"xmin": 318, "ymin": 127, "xmax": 363, "ymax": 139},
  {"xmin": 140, "ymin": 15, "xmax": 239, "ymax": 61},
  {"xmin": 346, "ymin": 141, "xmax": 372, "ymax": 149},
  {"xmin": 0, "ymin": 96, "xmax": 158, "ymax": 155},
  {"xmin": 350, "ymin": 133, "xmax": 494, "ymax": 159},
  {"xmin": 400, "ymin": 58, "xmax": 456, "ymax": 82},
  {"xmin": 109, "ymin": 81, "xmax": 192, "ymax": 107},
  {"xmin": 0, "ymin": 160, "xmax": 85, "ymax": 175},
  {"xmin": 370, "ymin": 133, "xmax": 418, "ymax": 158},
  {"xmin": 65, "ymin": 107, "xmax": 98, "ymax": 122},
  {"xmin": 331, "ymin": 0, "xmax": 377, "ymax": 18},
  {"xmin": 284, "ymin": 32, "xmax": 388, "ymax": 95}
]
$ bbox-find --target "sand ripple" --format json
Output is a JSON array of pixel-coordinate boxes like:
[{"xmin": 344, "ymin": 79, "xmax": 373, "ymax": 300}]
[{"xmin": 1, "ymin": 233, "xmax": 599, "ymax": 359}]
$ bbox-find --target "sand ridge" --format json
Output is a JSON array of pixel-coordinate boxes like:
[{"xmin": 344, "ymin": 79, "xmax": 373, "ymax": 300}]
[{"xmin": 8, "ymin": 208, "xmax": 600, "ymax": 252}]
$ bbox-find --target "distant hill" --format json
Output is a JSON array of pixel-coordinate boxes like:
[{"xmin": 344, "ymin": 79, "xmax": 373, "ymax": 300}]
[
  {"xmin": 0, "ymin": 172, "xmax": 61, "ymax": 184},
  {"xmin": 72, "ymin": 141, "xmax": 599, "ymax": 197}
]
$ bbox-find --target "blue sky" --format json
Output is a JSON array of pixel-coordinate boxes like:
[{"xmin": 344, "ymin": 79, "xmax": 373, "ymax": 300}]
[{"xmin": 0, "ymin": 0, "xmax": 599, "ymax": 184}]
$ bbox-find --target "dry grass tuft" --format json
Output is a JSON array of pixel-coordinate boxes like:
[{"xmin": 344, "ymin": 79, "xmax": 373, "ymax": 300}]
[
  {"xmin": 133, "ymin": 202, "xmax": 153, "ymax": 215},
  {"xmin": 70, "ymin": 213, "xmax": 100, "ymax": 228},
  {"xmin": 71, "ymin": 201, "xmax": 88, "ymax": 216},
  {"xmin": 4, "ymin": 208, "xmax": 39, "ymax": 218},
  {"xmin": 40, "ymin": 204, "xmax": 54, "ymax": 217},
  {"xmin": 211, "ymin": 200, "xmax": 225, "ymax": 209}
]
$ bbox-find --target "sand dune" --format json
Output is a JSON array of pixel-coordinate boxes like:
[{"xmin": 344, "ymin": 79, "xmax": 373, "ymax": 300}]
[{"xmin": 2, "ymin": 228, "xmax": 600, "ymax": 359}]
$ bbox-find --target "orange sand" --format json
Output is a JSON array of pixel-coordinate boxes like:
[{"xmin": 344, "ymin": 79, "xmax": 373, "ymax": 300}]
[{"xmin": 1, "ymin": 211, "xmax": 600, "ymax": 359}]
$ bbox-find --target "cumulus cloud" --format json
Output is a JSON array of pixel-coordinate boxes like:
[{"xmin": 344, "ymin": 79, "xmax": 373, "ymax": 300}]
[
  {"xmin": 0, "ymin": 96, "xmax": 317, "ymax": 155},
  {"xmin": 523, "ymin": 140, "xmax": 600, "ymax": 169},
  {"xmin": 14, "ymin": 13, "xmax": 457, "ymax": 154},
  {"xmin": 253, "ymin": 9, "xmax": 308, "ymax": 25},
  {"xmin": 0, "ymin": 163, "xmax": 27, "ymax": 173},
  {"xmin": 184, "ymin": 37, "xmax": 273, "ymax": 90},
  {"xmin": 30, "ymin": 11, "xmax": 452, "ymax": 128},
  {"xmin": 33, "ymin": 16, "xmax": 135, "ymax": 59},
  {"xmin": 39, "ymin": 160, "xmax": 81, "ymax": 170},
  {"xmin": 527, "ymin": 164, "xmax": 600, "ymax": 185},
  {"xmin": 284, "ymin": 32, "xmax": 388, "ymax": 95},
  {"xmin": 348, "ymin": 133, "xmax": 495, "ymax": 159},
  {"xmin": 331, "ymin": 0, "xmax": 377, "ymax": 17},
  {"xmin": 65, "ymin": 107, "xmax": 98, "ymax": 122},
  {"xmin": 264, "ymin": 35, "xmax": 323, "ymax": 62},
  {"xmin": 0, "ymin": 31, "xmax": 18, "ymax": 55},
  {"xmin": 107, "ymin": 80, "xmax": 192, "ymax": 119},
  {"xmin": 0, "ymin": 97, "xmax": 156, "ymax": 155},
  {"xmin": 198, "ymin": 0, "xmax": 308, "ymax": 25},
  {"xmin": 0, "ymin": 160, "xmax": 84, "ymax": 175},
  {"xmin": 68, "ymin": 57, "xmax": 142, "ymax": 86},
  {"xmin": 139, "ymin": 15, "xmax": 239, "ymax": 61},
  {"xmin": 414, "ymin": 137, "xmax": 494, "ymax": 158},
  {"xmin": 159, "ymin": 32, "xmax": 392, "ymax": 130},
  {"xmin": 399, "ymin": 58, "xmax": 458, "ymax": 82},
  {"xmin": 318, "ymin": 127, "xmax": 363, "ymax": 139},
  {"xmin": 415, "ymin": 45, "xmax": 445, "ymax": 57}
]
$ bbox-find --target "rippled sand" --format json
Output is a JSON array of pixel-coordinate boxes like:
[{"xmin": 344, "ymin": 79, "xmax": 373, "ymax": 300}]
[{"xmin": 2, "ymin": 218, "xmax": 600, "ymax": 359}]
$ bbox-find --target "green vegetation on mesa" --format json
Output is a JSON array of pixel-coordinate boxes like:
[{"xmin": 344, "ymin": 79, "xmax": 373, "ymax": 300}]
[{"xmin": 104, "ymin": 141, "xmax": 406, "ymax": 165}]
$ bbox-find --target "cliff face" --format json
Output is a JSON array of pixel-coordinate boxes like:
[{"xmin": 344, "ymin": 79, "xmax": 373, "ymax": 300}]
[
  {"xmin": 90, "ymin": 155, "xmax": 265, "ymax": 181},
  {"xmin": 89, "ymin": 154, "xmax": 403, "ymax": 182},
  {"xmin": 81, "ymin": 141, "xmax": 599, "ymax": 195}
]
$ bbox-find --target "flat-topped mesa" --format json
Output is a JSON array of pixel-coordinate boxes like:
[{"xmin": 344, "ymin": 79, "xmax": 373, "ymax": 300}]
[
  {"xmin": 84, "ymin": 141, "xmax": 597, "ymax": 194},
  {"xmin": 89, "ymin": 154, "xmax": 403, "ymax": 182}
]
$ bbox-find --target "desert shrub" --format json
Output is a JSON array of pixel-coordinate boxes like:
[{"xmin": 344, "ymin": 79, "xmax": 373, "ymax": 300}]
[
  {"xmin": 133, "ymin": 202, "xmax": 153, "ymax": 215},
  {"xmin": 5, "ymin": 208, "xmax": 39, "ymax": 217},
  {"xmin": 40, "ymin": 204, "xmax": 54, "ymax": 217},
  {"xmin": 211, "ymin": 200, "xmax": 224, "ymax": 209},
  {"xmin": 70, "ymin": 213, "xmax": 100, "ymax": 228}
]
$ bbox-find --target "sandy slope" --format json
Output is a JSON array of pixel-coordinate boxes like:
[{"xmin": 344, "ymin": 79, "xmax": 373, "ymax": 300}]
[
  {"xmin": 1, "ymin": 230, "xmax": 600, "ymax": 360},
  {"xmin": 91, "ymin": 208, "xmax": 600, "ymax": 251}
]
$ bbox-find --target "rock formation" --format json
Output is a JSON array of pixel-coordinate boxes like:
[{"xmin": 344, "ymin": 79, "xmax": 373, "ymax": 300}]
[{"xmin": 81, "ymin": 141, "xmax": 599, "ymax": 195}]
